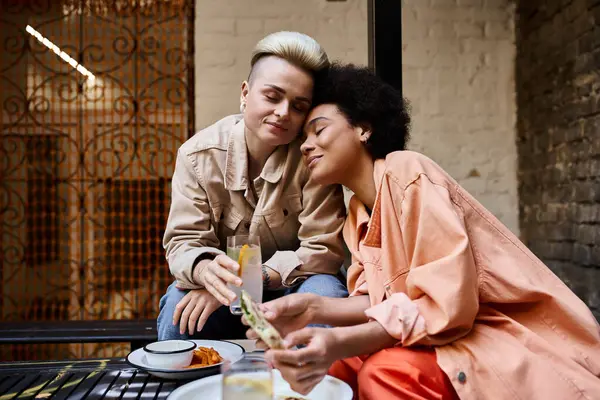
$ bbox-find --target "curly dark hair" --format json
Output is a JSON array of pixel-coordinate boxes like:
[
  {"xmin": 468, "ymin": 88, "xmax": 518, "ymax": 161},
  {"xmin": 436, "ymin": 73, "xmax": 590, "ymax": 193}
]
[{"xmin": 311, "ymin": 63, "xmax": 411, "ymax": 159}]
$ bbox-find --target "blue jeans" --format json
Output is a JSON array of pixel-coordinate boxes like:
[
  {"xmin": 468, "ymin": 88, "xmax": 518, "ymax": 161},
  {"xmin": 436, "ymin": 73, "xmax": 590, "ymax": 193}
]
[{"xmin": 157, "ymin": 274, "xmax": 348, "ymax": 341}]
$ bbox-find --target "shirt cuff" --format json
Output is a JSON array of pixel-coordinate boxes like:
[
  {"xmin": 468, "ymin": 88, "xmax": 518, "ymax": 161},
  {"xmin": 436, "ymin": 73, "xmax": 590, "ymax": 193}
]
[
  {"xmin": 169, "ymin": 246, "xmax": 225, "ymax": 288},
  {"xmin": 263, "ymin": 250, "xmax": 304, "ymax": 287},
  {"xmin": 364, "ymin": 292, "xmax": 427, "ymax": 344}
]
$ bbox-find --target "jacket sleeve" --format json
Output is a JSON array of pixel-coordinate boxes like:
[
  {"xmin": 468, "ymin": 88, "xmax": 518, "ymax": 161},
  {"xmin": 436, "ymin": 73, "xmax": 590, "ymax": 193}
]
[
  {"xmin": 365, "ymin": 174, "xmax": 479, "ymax": 346},
  {"xmin": 162, "ymin": 148, "xmax": 224, "ymax": 289},
  {"xmin": 263, "ymin": 173, "xmax": 346, "ymax": 287}
]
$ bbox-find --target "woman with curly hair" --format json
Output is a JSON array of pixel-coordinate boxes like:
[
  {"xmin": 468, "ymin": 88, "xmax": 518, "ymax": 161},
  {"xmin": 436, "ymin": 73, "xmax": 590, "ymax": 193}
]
[{"xmin": 245, "ymin": 64, "xmax": 600, "ymax": 399}]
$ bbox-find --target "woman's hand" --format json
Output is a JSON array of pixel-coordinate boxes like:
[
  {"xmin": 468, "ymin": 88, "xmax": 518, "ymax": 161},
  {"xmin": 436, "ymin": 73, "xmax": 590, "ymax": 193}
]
[
  {"xmin": 173, "ymin": 289, "xmax": 223, "ymax": 335},
  {"xmin": 242, "ymin": 293, "xmax": 321, "ymax": 349},
  {"xmin": 194, "ymin": 255, "xmax": 242, "ymax": 306},
  {"xmin": 265, "ymin": 327, "xmax": 344, "ymax": 396}
]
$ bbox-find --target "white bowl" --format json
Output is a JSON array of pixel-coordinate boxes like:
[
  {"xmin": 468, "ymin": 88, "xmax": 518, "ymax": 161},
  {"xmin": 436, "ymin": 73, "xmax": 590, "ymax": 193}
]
[{"xmin": 143, "ymin": 340, "xmax": 197, "ymax": 369}]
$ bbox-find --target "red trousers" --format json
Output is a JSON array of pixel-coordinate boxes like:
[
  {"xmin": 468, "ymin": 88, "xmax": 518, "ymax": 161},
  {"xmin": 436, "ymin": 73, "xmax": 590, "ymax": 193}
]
[{"xmin": 328, "ymin": 347, "xmax": 460, "ymax": 400}]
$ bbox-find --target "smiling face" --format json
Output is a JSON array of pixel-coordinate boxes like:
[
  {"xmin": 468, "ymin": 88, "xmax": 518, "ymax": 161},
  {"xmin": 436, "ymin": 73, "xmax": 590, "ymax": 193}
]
[
  {"xmin": 241, "ymin": 56, "xmax": 314, "ymax": 147},
  {"xmin": 300, "ymin": 104, "xmax": 370, "ymax": 186}
]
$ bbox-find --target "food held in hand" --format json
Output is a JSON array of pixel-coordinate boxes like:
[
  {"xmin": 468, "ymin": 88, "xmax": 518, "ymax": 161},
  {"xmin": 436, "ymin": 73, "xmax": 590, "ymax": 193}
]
[{"xmin": 240, "ymin": 290, "xmax": 284, "ymax": 349}]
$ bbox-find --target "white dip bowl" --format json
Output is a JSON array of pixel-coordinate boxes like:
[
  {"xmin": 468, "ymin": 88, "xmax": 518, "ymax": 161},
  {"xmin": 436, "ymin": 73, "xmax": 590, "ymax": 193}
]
[{"xmin": 143, "ymin": 340, "xmax": 197, "ymax": 369}]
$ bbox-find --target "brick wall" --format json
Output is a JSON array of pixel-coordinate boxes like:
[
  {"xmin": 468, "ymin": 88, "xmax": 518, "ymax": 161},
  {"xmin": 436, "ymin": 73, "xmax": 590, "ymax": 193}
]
[
  {"xmin": 194, "ymin": 0, "xmax": 368, "ymax": 129},
  {"xmin": 194, "ymin": 0, "xmax": 519, "ymax": 233},
  {"xmin": 403, "ymin": 0, "xmax": 519, "ymax": 233},
  {"xmin": 516, "ymin": 0, "xmax": 600, "ymax": 319}
]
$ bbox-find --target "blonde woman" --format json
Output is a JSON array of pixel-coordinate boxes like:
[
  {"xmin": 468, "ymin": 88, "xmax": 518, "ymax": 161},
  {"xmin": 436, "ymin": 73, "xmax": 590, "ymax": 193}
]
[{"xmin": 157, "ymin": 32, "xmax": 348, "ymax": 340}]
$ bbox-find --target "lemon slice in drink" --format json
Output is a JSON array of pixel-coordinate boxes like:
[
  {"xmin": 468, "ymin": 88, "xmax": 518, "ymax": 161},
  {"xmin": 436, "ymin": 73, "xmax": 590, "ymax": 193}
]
[{"xmin": 237, "ymin": 244, "xmax": 249, "ymax": 277}]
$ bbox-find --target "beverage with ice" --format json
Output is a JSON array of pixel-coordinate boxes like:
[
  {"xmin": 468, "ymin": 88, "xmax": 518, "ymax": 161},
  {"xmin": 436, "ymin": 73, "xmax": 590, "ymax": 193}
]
[{"xmin": 227, "ymin": 235, "xmax": 262, "ymax": 315}]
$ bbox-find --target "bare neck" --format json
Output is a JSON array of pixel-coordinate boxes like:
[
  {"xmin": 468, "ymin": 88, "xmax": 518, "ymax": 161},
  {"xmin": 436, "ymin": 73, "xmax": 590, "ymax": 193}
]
[
  {"xmin": 342, "ymin": 156, "xmax": 377, "ymax": 211},
  {"xmin": 245, "ymin": 128, "xmax": 276, "ymax": 181}
]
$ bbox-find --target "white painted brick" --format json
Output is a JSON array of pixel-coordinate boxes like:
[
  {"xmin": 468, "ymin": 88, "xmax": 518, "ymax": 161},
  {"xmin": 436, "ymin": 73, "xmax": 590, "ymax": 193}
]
[
  {"xmin": 484, "ymin": 0, "xmax": 510, "ymax": 9},
  {"xmin": 403, "ymin": 0, "xmax": 518, "ymax": 234},
  {"xmin": 199, "ymin": 18, "xmax": 235, "ymax": 34},
  {"xmin": 429, "ymin": 21, "xmax": 455, "ymax": 38},
  {"xmin": 455, "ymin": 21, "xmax": 484, "ymax": 38},
  {"xmin": 402, "ymin": 15, "xmax": 430, "ymax": 39},
  {"xmin": 402, "ymin": 42, "xmax": 434, "ymax": 68},
  {"xmin": 196, "ymin": 49, "xmax": 236, "ymax": 67},
  {"xmin": 431, "ymin": 0, "xmax": 457, "ymax": 6},
  {"xmin": 485, "ymin": 21, "xmax": 511, "ymax": 39},
  {"xmin": 194, "ymin": 0, "xmax": 518, "ymax": 235},
  {"xmin": 235, "ymin": 19, "xmax": 264, "ymax": 34},
  {"xmin": 458, "ymin": 0, "xmax": 483, "ymax": 7},
  {"xmin": 404, "ymin": 0, "xmax": 431, "ymax": 6}
]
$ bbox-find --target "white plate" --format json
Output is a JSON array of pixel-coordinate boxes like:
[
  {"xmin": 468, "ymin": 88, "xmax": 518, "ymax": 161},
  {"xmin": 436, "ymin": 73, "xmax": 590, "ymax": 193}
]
[
  {"xmin": 126, "ymin": 340, "xmax": 244, "ymax": 380},
  {"xmin": 167, "ymin": 369, "xmax": 353, "ymax": 400}
]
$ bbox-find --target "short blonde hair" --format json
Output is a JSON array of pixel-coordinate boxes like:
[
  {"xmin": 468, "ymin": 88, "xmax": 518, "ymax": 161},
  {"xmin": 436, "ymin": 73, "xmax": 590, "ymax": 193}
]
[{"xmin": 250, "ymin": 31, "xmax": 329, "ymax": 74}]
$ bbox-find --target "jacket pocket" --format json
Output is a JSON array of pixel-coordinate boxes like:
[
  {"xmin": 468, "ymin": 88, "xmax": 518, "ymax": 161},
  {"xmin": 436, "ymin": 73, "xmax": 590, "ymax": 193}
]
[
  {"xmin": 263, "ymin": 195, "xmax": 302, "ymax": 249},
  {"xmin": 264, "ymin": 195, "xmax": 302, "ymax": 228},
  {"xmin": 216, "ymin": 206, "xmax": 245, "ymax": 240}
]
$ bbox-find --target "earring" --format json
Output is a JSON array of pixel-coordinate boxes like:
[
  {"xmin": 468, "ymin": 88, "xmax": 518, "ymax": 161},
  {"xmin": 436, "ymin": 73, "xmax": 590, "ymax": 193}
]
[{"xmin": 240, "ymin": 102, "xmax": 246, "ymax": 113}]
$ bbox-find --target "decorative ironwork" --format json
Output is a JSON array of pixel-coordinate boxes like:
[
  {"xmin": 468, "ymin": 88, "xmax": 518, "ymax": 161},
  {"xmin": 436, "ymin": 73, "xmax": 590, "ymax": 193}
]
[
  {"xmin": 60, "ymin": 0, "xmax": 186, "ymax": 17},
  {"xmin": 1, "ymin": 0, "xmax": 194, "ymax": 361}
]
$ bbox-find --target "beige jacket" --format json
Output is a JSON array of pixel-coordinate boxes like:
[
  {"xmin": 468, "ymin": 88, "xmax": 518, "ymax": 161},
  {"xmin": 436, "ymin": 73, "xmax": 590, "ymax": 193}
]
[
  {"xmin": 164, "ymin": 114, "xmax": 346, "ymax": 289},
  {"xmin": 345, "ymin": 151, "xmax": 600, "ymax": 399}
]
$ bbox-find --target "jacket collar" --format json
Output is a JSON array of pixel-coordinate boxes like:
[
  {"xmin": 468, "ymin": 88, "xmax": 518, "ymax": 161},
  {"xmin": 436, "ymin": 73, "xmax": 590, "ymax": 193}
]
[
  {"xmin": 224, "ymin": 117, "xmax": 288, "ymax": 190},
  {"xmin": 346, "ymin": 159, "xmax": 387, "ymax": 249},
  {"xmin": 224, "ymin": 117, "xmax": 248, "ymax": 190}
]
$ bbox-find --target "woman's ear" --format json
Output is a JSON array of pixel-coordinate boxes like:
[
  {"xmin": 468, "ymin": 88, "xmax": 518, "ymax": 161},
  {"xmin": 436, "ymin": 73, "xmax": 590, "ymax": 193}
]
[
  {"xmin": 240, "ymin": 81, "xmax": 250, "ymax": 112},
  {"xmin": 354, "ymin": 123, "xmax": 372, "ymax": 144}
]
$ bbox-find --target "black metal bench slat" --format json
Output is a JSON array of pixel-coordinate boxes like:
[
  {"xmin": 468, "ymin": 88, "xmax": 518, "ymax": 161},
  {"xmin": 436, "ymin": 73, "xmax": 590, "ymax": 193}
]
[
  {"xmin": 50, "ymin": 372, "xmax": 94, "ymax": 400},
  {"xmin": 15, "ymin": 372, "xmax": 56, "ymax": 400},
  {"xmin": 0, "ymin": 360, "xmax": 180, "ymax": 400},
  {"xmin": 0, "ymin": 320, "xmax": 157, "ymax": 344},
  {"xmin": 85, "ymin": 370, "xmax": 122, "ymax": 400},
  {"xmin": 23, "ymin": 371, "xmax": 73, "ymax": 400},
  {"xmin": 0, "ymin": 375, "xmax": 28, "ymax": 397},
  {"xmin": 119, "ymin": 370, "xmax": 152, "ymax": 400},
  {"xmin": 0, "ymin": 320, "xmax": 157, "ymax": 348},
  {"xmin": 0, "ymin": 376, "xmax": 22, "ymax": 396},
  {"xmin": 0, "ymin": 373, "xmax": 40, "ymax": 399},
  {"xmin": 137, "ymin": 379, "xmax": 164, "ymax": 400},
  {"xmin": 57, "ymin": 371, "xmax": 106, "ymax": 400},
  {"xmin": 155, "ymin": 380, "xmax": 178, "ymax": 400},
  {"xmin": 102, "ymin": 369, "xmax": 135, "ymax": 400}
]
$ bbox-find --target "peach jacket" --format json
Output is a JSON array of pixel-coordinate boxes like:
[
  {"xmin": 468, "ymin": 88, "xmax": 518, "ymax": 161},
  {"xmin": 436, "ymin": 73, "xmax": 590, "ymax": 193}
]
[{"xmin": 345, "ymin": 151, "xmax": 600, "ymax": 399}]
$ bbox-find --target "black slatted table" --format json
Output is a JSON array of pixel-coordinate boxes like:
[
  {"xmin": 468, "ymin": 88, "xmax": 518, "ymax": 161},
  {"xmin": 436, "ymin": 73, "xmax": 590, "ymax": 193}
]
[{"xmin": 0, "ymin": 358, "xmax": 182, "ymax": 399}]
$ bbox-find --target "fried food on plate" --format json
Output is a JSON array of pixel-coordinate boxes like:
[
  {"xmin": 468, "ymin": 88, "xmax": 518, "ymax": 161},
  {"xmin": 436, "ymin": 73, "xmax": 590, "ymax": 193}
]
[{"xmin": 185, "ymin": 346, "xmax": 223, "ymax": 368}]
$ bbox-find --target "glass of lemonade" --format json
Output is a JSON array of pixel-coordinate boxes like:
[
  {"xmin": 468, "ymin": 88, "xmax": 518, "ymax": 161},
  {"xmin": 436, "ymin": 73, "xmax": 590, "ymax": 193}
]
[
  {"xmin": 222, "ymin": 354, "xmax": 273, "ymax": 400},
  {"xmin": 227, "ymin": 235, "xmax": 262, "ymax": 315}
]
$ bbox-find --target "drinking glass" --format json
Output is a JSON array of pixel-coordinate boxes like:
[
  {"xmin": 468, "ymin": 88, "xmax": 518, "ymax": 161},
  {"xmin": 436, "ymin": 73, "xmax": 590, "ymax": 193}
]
[
  {"xmin": 221, "ymin": 354, "xmax": 273, "ymax": 400},
  {"xmin": 227, "ymin": 235, "xmax": 262, "ymax": 315}
]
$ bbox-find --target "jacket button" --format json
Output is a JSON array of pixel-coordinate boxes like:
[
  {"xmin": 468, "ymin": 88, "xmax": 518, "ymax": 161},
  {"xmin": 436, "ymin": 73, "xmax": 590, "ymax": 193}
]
[
  {"xmin": 458, "ymin": 371, "xmax": 466, "ymax": 383},
  {"xmin": 244, "ymin": 222, "xmax": 251, "ymax": 229},
  {"xmin": 283, "ymin": 208, "xmax": 288, "ymax": 216}
]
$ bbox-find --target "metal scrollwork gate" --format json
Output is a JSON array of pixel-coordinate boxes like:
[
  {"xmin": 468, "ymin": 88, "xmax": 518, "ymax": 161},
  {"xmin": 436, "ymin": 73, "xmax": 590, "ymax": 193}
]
[{"xmin": 0, "ymin": 0, "xmax": 194, "ymax": 360}]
